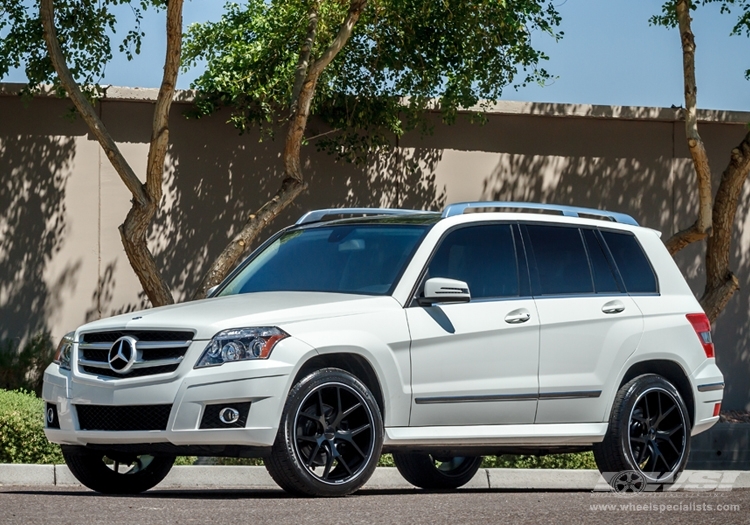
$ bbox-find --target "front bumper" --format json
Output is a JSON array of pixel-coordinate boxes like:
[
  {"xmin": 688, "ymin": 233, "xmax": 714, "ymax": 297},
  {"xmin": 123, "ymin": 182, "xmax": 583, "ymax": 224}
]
[{"xmin": 43, "ymin": 337, "xmax": 315, "ymax": 449}]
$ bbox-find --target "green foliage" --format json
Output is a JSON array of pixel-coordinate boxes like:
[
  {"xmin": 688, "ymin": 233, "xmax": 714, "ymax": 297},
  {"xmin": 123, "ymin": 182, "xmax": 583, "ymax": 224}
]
[
  {"xmin": 650, "ymin": 0, "xmax": 750, "ymax": 79},
  {"xmin": 0, "ymin": 0, "xmax": 163, "ymax": 97},
  {"xmin": 0, "ymin": 389, "xmax": 64, "ymax": 464},
  {"xmin": 173, "ymin": 456, "xmax": 198, "ymax": 466},
  {"xmin": 0, "ymin": 332, "xmax": 55, "ymax": 396},
  {"xmin": 183, "ymin": 0, "xmax": 562, "ymax": 161},
  {"xmin": 481, "ymin": 452, "xmax": 597, "ymax": 469}
]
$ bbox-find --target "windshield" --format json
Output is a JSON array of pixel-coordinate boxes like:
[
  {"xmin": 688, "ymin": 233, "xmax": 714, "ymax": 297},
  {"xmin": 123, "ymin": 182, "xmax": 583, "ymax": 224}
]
[{"xmin": 218, "ymin": 224, "xmax": 430, "ymax": 296}]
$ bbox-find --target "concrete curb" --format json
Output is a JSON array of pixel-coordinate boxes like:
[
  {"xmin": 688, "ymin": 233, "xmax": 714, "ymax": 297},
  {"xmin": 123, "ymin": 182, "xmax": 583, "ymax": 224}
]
[{"xmin": 3, "ymin": 465, "xmax": 750, "ymax": 491}]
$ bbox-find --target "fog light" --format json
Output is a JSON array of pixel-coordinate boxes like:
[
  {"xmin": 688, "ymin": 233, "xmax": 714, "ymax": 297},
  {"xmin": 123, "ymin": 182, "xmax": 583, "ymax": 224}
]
[
  {"xmin": 713, "ymin": 402, "xmax": 722, "ymax": 417},
  {"xmin": 219, "ymin": 407, "xmax": 240, "ymax": 425}
]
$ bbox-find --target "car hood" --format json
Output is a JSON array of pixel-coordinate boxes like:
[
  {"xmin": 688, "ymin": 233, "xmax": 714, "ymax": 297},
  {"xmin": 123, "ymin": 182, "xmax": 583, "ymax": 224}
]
[{"xmin": 75, "ymin": 292, "xmax": 402, "ymax": 341}]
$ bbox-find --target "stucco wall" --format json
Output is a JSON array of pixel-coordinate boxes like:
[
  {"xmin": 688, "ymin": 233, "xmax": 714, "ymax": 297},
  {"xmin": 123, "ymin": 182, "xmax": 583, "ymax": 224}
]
[{"xmin": 1, "ymin": 85, "xmax": 749, "ymax": 409}]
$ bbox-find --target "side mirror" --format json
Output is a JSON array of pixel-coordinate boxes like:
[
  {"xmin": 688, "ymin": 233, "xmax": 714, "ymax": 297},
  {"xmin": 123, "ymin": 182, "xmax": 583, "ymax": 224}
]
[
  {"xmin": 206, "ymin": 285, "xmax": 219, "ymax": 298},
  {"xmin": 418, "ymin": 277, "xmax": 471, "ymax": 306}
]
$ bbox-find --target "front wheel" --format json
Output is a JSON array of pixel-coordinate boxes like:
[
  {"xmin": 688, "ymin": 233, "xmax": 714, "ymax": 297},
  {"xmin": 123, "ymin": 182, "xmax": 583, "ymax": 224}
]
[
  {"xmin": 61, "ymin": 446, "xmax": 175, "ymax": 494},
  {"xmin": 393, "ymin": 453, "xmax": 483, "ymax": 489},
  {"xmin": 594, "ymin": 374, "xmax": 690, "ymax": 487},
  {"xmin": 265, "ymin": 368, "xmax": 384, "ymax": 497}
]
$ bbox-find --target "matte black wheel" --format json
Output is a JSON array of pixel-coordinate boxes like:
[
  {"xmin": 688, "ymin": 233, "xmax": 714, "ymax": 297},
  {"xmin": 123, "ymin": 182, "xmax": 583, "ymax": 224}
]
[
  {"xmin": 61, "ymin": 446, "xmax": 175, "ymax": 494},
  {"xmin": 393, "ymin": 453, "xmax": 483, "ymax": 489},
  {"xmin": 265, "ymin": 368, "xmax": 383, "ymax": 496},
  {"xmin": 594, "ymin": 374, "xmax": 690, "ymax": 485}
]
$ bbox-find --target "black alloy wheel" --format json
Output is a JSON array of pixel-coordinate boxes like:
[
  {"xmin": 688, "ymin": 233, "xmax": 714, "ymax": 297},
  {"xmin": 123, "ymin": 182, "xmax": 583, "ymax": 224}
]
[
  {"xmin": 393, "ymin": 452, "xmax": 483, "ymax": 489},
  {"xmin": 594, "ymin": 374, "xmax": 690, "ymax": 486},
  {"xmin": 265, "ymin": 368, "xmax": 383, "ymax": 496},
  {"xmin": 61, "ymin": 446, "xmax": 175, "ymax": 494}
]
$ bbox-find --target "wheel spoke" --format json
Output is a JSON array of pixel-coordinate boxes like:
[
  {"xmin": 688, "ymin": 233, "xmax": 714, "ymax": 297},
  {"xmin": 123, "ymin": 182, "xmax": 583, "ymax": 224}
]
[
  {"xmin": 637, "ymin": 442, "xmax": 650, "ymax": 464},
  {"xmin": 342, "ymin": 402, "xmax": 362, "ymax": 419},
  {"xmin": 351, "ymin": 423, "xmax": 371, "ymax": 437},
  {"xmin": 338, "ymin": 455, "xmax": 354, "ymax": 476},
  {"xmin": 656, "ymin": 405, "xmax": 676, "ymax": 426},
  {"xmin": 322, "ymin": 450, "xmax": 335, "ymax": 480},
  {"xmin": 317, "ymin": 390, "xmax": 326, "ymax": 421},
  {"xmin": 306, "ymin": 443, "xmax": 322, "ymax": 468},
  {"xmin": 297, "ymin": 434, "xmax": 318, "ymax": 443}
]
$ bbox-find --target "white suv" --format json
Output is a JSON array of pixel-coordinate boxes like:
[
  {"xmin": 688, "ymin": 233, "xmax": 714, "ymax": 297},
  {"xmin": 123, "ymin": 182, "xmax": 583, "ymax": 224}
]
[{"xmin": 43, "ymin": 202, "xmax": 724, "ymax": 496}]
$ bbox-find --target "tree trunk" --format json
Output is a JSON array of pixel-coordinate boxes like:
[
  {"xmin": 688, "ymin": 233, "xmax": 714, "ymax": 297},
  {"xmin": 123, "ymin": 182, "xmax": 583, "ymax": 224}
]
[
  {"xmin": 700, "ymin": 131, "xmax": 750, "ymax": 321},
  {"xmin": 192, "ymin": 0, "xmax": 369, "ymax": 300},
  {"xmin": 665, "ymin": 0, "xmax": 713, "ymax": 255},
  {"xmin": 40, "ymin": 0, "xmax": 181, "ymax": 307}
]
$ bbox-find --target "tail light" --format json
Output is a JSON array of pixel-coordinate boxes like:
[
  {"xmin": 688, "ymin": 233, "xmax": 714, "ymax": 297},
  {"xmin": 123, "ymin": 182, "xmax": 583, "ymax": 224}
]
[{"xmin": 686, "ymin": 313, "xmax": 714, "ymax": 358}]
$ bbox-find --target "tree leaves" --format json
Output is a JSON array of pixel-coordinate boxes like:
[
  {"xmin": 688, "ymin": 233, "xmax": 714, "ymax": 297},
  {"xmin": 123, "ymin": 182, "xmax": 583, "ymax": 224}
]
[
  {"xmin": 0, "ymin": 0, "xmax": 163, "ymax": 97},
  {"xmin": 184, "ymin": 0, "xmax": 562, "ymax": 162}
]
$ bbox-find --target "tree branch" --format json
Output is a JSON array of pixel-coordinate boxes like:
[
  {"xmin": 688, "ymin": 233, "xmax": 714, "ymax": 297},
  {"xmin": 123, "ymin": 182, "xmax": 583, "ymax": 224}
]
[
  {"xmin": 145, "ymin": 0, "xmax": 183, "ymax": 200},
  {"xmin": 308, "ymin": 0, "xmax": 368, "ymax": 77},
  {"xmin": 664, "ymin": 219, "xmax": 707, "ymax": 255},
  {"xmin": 283, "ymin": 0, "xmax": 369, "ymax": 181},
  {"xmin": 674, "ymin": 0, "xmax": 713, "ymax": 245},
  {"xmin": 291, "ymin": 1, "xmax": 320, "ymax": 112},
  {"xmin": 191, "ymin": 178, "xmax": 307, "ymax": 300},
  {"xmin": 39, "ymin": 0, "xmax": 148, "ymax": 207}
]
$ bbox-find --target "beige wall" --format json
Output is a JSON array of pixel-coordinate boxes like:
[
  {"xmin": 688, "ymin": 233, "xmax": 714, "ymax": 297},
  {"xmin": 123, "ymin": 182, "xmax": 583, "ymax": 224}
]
[{"xmin": 1, "ymin": 85, "xmax": 749, "ymax": 408}]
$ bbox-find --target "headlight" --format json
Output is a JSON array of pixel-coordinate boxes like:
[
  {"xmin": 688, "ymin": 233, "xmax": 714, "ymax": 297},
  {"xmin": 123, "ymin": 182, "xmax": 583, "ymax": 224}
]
[
  {"xmin": 195, "ymin": 327, "xmax": 288, "ymax": 368},
  {"xmin": 53, "ymin": 332, "xmax": 75, "ymax": 370}
]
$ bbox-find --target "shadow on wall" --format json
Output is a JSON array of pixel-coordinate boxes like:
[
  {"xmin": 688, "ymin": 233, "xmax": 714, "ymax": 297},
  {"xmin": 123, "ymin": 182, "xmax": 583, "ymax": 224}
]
[
  {"xmin": 0, "ymin": 134, "xmax": 77, "ymax": 341},
  {"xmin": 141, "ymin": 110, "xmax": 447, "ymax": 302}
]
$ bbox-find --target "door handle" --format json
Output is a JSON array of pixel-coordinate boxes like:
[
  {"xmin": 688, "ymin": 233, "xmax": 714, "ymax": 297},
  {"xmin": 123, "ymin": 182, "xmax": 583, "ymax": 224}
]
[
  {"xmin": 602, "ymin": 300, "xmax": 625, "ymax": 314},
  {"xmin": 505, "ymin": 309, "xmax": 531, "ymax": 324}
]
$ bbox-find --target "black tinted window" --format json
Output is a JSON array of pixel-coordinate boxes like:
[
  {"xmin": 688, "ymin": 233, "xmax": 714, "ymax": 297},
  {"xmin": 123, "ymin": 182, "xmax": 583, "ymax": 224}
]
[
  {"xmin": 600, "ymin": 231, "xmax": 657, "ymax": 293},
  {"xmin": 583, "ymin": 229, "xmax": 621, "ymax": 294},
  {"xmin": 526, "ymin": 225, "xmax": 593, "ymax": 295},
  {"xmin": 427, "ymin": 225, "xmax": 518, "ymax": 299}
]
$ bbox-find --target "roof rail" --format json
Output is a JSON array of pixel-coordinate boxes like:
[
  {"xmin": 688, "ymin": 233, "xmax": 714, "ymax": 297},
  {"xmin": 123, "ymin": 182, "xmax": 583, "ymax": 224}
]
[
  {"xmin": 442, "ymin": 201, "xmax": 639, "ymax": 226},
  {"xmin": 296, "ymin": 207, "xmax": 428, "ymax": 226}
]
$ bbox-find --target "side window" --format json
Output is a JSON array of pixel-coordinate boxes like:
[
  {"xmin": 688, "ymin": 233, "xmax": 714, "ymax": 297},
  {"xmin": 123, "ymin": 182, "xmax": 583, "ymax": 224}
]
[
  {"xmin": 582, "ymin": 229, "xmax": 621, "ymax": 294},
  {"xmin": 426, "ymin": 224, "xmax": 519, "ymax": 299},
  {"xmin": 525, "ymin": 224, "xmax": 593, "ymax": 295},
  {"xmin": 600, "ymin": 230, "xmax": 658, "ymax": 293}
]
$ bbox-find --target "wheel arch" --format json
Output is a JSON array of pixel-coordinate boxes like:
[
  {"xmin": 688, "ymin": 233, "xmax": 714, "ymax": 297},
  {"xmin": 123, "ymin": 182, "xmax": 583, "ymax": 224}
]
[
  {"xmin": 291, "ymin": 353, "xmax": 386, "ymax": 422},
  {"xmin": 617, "ymin": 359, "xmax": 695, "ymax": 429}
]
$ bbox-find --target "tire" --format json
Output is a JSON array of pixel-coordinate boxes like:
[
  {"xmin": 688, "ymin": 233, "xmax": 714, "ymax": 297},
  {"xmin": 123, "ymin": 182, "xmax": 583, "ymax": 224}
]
[
  {"xmin": 265, "ymin": 367, "xmax": 384, "ymax": 497},
  {"xmin": 61, "ymin": 446, "xmax": 175, "ymax": 494},
  {"xmin": 594, "ymin": 374, "xmax": 691, "ymax": 486},
  {"xmin": 393, "ymin": 453, "xmax": 483, "ymax": 489}
]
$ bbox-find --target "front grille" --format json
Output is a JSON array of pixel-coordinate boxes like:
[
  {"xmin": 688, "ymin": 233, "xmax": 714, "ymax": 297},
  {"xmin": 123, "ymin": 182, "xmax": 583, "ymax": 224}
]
[
  {"xmin": 82, "ymin": 330, "xmax": 194, "ymax": 343},
  {"xmin": 82, "ymin": 364, "xmax": 181, "ymax": 378},
  {"xmin": 77, "ymin": 329, "xmax": 194, "ymax": 379},
  {"xmin": 76, "ymin": 404, "xmax": 172, "ymax": 431}
]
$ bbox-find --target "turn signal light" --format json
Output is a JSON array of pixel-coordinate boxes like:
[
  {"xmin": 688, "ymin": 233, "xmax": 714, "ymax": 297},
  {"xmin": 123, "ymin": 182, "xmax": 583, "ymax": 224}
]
[{"xmin": 686, "ymin": 313, "xmax": 715, "ymax": 358}]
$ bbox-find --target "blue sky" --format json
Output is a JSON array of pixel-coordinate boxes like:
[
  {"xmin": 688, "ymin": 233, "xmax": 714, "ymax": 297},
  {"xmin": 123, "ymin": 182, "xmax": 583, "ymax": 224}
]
[{"xmin": 3, "ymin": 0, "xmax": 749, "ymax": 111}]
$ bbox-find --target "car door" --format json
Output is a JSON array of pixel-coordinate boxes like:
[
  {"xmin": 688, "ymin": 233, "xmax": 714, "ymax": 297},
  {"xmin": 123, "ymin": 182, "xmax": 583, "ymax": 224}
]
[
  {"xmin": 521, "ymin": 223, "xmax": 644, "ymax": 424},
  {"xmin": 406, "ymin": 223, "xmax": 540, "ymax": 427}
]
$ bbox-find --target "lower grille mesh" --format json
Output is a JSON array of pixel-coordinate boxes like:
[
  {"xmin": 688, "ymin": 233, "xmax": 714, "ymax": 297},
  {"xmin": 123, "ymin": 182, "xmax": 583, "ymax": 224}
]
[{"xmin": 76, "ymin": 404, "xmax": 172, "ymax": 431}]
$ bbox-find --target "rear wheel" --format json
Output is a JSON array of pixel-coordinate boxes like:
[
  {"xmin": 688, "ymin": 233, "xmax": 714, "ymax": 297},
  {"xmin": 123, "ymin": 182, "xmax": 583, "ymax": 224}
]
[
  {"xmin": 265, "ymin": 368, "xmax": 383, "ymax": 496},
  {"xmin": 594, "ymin": 374, "xmax": 690, "ymax": 487},
  {"xmin": 62, "ymin": 446, "xmax": 175, "ymax": 494},
  {"xmin": 393, "ymin": 453, "xmax": 483, "ymax": 489}
]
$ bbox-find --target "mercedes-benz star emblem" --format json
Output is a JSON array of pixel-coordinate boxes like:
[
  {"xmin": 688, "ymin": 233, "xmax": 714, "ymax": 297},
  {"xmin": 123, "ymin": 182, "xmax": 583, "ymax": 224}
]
[{"xmin": 108, "ymin": 336, "xmax": 138, "ymax": 374}]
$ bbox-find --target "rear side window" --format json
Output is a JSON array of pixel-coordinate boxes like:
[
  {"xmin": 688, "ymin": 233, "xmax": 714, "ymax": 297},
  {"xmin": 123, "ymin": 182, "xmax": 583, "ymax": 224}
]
[
  {"xmin": 600, "ymin": 231, "xmax": 658, "ymax": 293},
  {"xmin": 582, "ymin": 229, "xmax": 621, "ymax": 294},
  {"xmin": 525, "ymin": 224, "xmax": 593, "ymax": 295},
  {"xmin": 426, "ymin": 224, "xmax": 519, "ymax": 299}
]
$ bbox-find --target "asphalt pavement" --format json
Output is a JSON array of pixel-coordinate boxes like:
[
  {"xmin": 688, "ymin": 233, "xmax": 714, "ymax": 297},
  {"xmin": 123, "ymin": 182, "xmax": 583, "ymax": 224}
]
[{"xmin": 2, "ymin": 485, "xmax": 749, "ymax": 525}]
